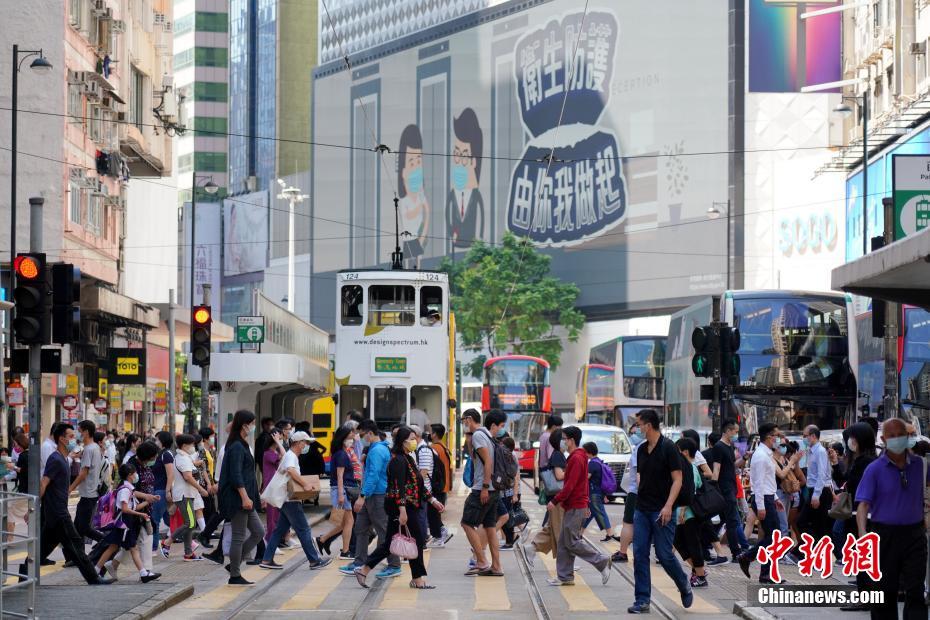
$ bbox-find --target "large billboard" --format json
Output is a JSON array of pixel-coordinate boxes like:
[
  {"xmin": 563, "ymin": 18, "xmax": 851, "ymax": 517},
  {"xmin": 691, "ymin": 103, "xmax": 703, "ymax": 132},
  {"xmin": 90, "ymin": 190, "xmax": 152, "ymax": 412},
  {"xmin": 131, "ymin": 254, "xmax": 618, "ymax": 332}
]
[
  {"xmin": 311, "ymin": 0, "xmax": 730, "ymax": 324},
  {"xmin": 224, "ymin": 190, "xmax": 269, "ymax": 276}
]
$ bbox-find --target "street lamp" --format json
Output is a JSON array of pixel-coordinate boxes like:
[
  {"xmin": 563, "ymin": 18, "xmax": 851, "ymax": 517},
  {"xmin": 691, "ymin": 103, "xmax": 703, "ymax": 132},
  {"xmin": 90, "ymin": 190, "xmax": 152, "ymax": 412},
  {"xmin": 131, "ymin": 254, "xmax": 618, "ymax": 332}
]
[
  {"xmin": 7, "ymin": 45, "xmax": 52, "ymax": 383},
  {"xmin": 276, "ymin": 179, "xmax": 308, "ymax": 313},
  {"xmin": 707, "ymin": 201, "xmax": 731, "ymax": 290},
  {"xmin": 187, "ymin": 173, "xmax": 217, "ymax": 432},
  {"xmin": 834, "ymin": 94, "xmax": 868, "ymax": 257}
]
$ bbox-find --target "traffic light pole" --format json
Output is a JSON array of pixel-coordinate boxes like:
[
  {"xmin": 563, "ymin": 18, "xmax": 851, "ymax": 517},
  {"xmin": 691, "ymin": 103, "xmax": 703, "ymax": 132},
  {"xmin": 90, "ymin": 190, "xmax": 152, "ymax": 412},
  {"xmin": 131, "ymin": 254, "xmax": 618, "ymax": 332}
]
[
  {"xmin": 201, "ymin": 284, "xmax": 211, "ymax": 428},
  {"xmin": 27, "ymin": 197, "xmax": 43, "ymax": 584},
  {"xmin": 711, "ymin": 296, "xmax": 721, "ymax": 434}
]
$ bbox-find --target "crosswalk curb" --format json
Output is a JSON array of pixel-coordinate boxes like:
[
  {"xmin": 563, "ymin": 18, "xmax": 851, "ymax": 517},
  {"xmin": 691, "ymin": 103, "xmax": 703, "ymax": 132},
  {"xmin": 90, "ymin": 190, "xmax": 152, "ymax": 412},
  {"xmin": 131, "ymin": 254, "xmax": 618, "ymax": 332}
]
[{"xmin": 113, "ymin": 583, "xmax": 195, "ymax": 620}]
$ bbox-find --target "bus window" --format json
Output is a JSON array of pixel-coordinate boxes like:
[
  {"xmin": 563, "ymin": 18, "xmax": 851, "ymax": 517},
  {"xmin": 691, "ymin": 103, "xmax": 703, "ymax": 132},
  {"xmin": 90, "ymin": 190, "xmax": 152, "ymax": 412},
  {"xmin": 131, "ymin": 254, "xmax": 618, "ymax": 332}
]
[
  {"xmin": 411, "ymin": 386, "xmax": 442, "ymax": 430},
  {"xmin": 340, "ymin": 385, "xmax": 369, "ymax": 422},
  {"xmin": 368, "ymin": 285, "xmax": 416, "ymax": 326},
  {"xmin": 374, "ymin": 386, "xmax": 407, "ymax": 431},
  {"xmin": 420, "ymin": 286, "xmax": 443, "ymax": 326},
  {"xmin": 622, "ymin": 338, "xmax": 665, "ymax": 400},
  {"xmin": 341, "ymin": 285, "xmax": 363, "ymax": 326}
]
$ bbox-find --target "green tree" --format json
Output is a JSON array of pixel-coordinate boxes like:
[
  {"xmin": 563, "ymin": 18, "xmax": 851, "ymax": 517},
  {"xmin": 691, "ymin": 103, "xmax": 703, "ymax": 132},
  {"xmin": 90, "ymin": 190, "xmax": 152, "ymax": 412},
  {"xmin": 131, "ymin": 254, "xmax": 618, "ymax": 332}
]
[{"xmin": 441, "ymin": 232, "xmax": 584, "ymax": 377}]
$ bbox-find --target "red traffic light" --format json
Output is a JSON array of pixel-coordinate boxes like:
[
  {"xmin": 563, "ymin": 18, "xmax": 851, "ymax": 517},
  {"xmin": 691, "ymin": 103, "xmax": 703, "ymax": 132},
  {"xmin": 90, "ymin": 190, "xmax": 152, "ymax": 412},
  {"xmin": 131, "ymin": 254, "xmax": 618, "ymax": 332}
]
[
  {"xmin": 193, "ymin": 305, "xmax": 212, "ymax": 325},
  {"xmin": 14, "ymin": 255, "xmax": 41, "ymax": 280}
]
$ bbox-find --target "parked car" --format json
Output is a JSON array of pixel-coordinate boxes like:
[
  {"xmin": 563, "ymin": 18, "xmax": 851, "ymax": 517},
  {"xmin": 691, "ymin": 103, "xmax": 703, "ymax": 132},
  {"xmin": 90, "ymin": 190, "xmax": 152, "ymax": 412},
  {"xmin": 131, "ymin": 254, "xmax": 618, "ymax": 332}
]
[{"xmin": 533, "ymin": 423, "xmax": 632, "ymax": 502}]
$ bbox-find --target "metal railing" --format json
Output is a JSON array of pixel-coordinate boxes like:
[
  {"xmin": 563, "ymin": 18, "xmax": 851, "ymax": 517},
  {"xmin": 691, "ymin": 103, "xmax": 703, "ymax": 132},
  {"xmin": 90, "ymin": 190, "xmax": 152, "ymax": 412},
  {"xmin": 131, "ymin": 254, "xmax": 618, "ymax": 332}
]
[{"xmin": 0, "ymin": 491, "xmax": 38, "ymax": 619}]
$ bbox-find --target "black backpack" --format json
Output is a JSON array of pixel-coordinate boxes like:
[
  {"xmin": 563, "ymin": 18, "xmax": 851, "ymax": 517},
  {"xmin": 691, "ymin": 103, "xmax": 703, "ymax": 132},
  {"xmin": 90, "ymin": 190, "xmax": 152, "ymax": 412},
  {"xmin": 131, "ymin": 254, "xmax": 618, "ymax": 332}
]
[
  {"xmin": 674, "ymin": 448, "xmax": 695, "ymax": 508},
  {"xmin": 478, "ymin": 429, "xmax": 519, "ymax": 492},
  {"xmin": 430, "ymin": 443, "xmax": 449, "ymax": 493}
]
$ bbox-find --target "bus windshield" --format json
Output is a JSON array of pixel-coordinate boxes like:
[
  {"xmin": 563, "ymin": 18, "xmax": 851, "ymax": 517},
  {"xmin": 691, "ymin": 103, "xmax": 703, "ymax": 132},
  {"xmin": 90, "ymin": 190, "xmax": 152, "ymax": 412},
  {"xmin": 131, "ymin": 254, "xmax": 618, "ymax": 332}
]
[
  {"xmin": 506, "ymin": 412, "xmax": 547, "ymax": 450},
  {"xmin": 622, "ymin": 338, "xmax": 665, "ymax": 399},
  {"xmin": 733, "ymin": 297, "xmax": 849, "ymax": 388},
  {"xmin": 586, "ymin": 365, "xmax": 615, "ymax": 412},
  {"xmin": 903, "ymin": 308, "xmax": 930, "ymax": 424},
  {"xmin": 486, "ymin": 359, "xmax": 548, "ymax": 412}
]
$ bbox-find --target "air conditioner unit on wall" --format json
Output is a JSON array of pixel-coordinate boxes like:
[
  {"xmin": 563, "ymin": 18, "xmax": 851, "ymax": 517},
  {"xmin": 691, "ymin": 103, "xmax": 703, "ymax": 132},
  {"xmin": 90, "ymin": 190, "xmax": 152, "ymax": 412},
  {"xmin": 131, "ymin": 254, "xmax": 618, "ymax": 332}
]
[
  {"xmin": 111, "ymin": 19, "xmax": 126, "ymax": 33},
  {"xmin": 84, "ymin": 80, "xmax": 101, "ymax": 99},
  {"xmin": 93, "ymin": 0, "xmax": 107, "ymax": 16},
  {"xmin": 154, "ymin": 12, "xmax": 166, "ymax": 25},
  {"xmin": 911, "ymin": 41, "xmax": 926, "ymax": 55}
]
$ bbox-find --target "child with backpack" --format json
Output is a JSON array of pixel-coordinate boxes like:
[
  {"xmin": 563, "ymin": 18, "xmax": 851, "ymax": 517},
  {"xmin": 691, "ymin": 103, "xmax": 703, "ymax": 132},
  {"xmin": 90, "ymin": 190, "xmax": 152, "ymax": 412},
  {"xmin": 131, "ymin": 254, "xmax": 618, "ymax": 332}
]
[
  {"xmin": 582, "ymin": 442, "xmax": 621, "ymax": 542},
  {"xmin": 95, "ymin": 463, "xmax": 161, "ymax": 583}
]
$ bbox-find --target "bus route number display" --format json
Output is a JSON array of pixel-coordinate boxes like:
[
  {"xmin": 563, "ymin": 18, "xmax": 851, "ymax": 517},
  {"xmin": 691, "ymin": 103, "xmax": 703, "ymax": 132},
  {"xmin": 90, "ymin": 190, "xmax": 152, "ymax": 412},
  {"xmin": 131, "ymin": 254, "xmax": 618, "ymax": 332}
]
[
  {"xmin": 374, "ymin": 357, "xmax": 408, "ymax": 373},
  {"xmin": 497, "ymin": 393, "xmax": 537, "ymax": 406}
]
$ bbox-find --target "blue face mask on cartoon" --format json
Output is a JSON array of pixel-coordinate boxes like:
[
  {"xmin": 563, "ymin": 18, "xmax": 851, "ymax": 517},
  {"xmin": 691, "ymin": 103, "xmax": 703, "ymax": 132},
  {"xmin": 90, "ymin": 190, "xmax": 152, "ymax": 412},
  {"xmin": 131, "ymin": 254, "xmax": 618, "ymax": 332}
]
[
  {"xmin": 407, "ymin": 167, "xmax": 423, "ymax": 193},
  {"xmin": 452, "ymin": 164, "xmax": 469, "ymax": 192}
]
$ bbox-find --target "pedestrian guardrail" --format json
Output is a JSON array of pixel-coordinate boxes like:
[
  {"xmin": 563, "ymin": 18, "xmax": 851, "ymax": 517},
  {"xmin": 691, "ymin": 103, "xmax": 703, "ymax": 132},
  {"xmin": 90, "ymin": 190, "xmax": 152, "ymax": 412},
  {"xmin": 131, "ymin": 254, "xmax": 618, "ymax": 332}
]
[{"xmin": 0, "ymin": 491, "xmax": 38, "ymax": 619}]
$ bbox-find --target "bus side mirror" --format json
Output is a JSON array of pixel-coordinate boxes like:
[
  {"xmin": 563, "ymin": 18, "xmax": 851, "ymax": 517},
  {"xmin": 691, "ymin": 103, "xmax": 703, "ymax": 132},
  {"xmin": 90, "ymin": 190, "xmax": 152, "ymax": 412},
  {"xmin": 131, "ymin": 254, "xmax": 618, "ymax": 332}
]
[{"xmin": 447, "ymin": 398, "xmax": 457, "ymax": 409}]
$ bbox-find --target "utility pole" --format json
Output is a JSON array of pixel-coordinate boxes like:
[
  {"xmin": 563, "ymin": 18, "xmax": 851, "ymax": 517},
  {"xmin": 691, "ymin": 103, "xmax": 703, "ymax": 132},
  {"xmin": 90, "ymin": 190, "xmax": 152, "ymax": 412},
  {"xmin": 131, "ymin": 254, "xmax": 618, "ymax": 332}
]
[
  {"xmin": 711, "ymin": 295, "xmax": 721, "ymax": 434},
  {"xmin": 881, "ymin": 197, "xmax": 900, "ymax": 419},
  {"xmin": 201, "ymin": 284, "xmax": 211, "ymax": 427},
  {"xmin": 168, "ymin": 289, "xmax": 176, "ymax": 418},
  {"xmin": 26, "ymin": 197, "xmax": 43, "ymax": 585}
]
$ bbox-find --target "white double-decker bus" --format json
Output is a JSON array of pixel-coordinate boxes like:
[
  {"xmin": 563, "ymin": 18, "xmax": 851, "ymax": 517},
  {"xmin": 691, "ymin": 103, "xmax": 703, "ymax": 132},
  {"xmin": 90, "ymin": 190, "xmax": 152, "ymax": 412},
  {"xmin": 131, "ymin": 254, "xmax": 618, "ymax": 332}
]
[{"xmin": 334, "ymin": 269, "xmax": 455, "ymax": 442}]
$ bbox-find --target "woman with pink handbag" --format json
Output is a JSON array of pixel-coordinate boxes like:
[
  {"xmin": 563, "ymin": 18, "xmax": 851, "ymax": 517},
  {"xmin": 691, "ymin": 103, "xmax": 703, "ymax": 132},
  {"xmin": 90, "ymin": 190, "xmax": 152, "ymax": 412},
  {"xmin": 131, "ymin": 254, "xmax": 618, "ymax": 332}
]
[{"xmin": 354, "ymin": 426, "xmax": 444, "ymax": 590}]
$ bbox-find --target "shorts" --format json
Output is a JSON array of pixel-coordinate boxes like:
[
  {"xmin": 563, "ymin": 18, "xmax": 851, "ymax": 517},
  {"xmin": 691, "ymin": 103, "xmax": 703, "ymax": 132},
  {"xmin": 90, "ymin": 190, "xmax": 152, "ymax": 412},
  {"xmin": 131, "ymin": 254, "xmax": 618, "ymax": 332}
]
[
  {"xmin": 330, "ymin": 485, "xmax": 358, "ymax": 510},
  {"xmin": 496, "ymin": 495, "xmax": 512, "ymax": 518},
  {"xmin": 461, "ymin": 489, "xmax": 500, "ymax": 529},
  {"xmin": 8, "ymin": 498, "xmax": 28, "ymax": 522},
  {"xmin": 192, "ymin": 494, "xmax": 204, "ymax": 511},
  {"xmin": 101, "ymin": 521, "xmax": 140, "ymax": 550},
  {"xmin": 622, "ymin": 493, "xmax": 637, "ymax": 525}
]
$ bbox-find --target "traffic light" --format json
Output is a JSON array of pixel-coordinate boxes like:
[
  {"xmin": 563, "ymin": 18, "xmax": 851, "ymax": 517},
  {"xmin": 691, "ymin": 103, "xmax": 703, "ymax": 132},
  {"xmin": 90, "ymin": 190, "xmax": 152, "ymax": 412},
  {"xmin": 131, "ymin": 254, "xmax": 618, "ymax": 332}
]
[
  {"xmin": 720, "ymin": 325, "xmax": 741, "ymax": 385},
  {"xmin": 12, "ymin": 253, "xmax": 48, "ymax": 344},
  {"xmin": 191, "ymin": 305, "xmax": 212, "ymax": 367},
  {"xmin": 51, "ymin": 263, "xmax": 81, "ymax": 344},
  {"xmin": 691, "ymin": 325, "xmax": 719, "ymax": 378}
]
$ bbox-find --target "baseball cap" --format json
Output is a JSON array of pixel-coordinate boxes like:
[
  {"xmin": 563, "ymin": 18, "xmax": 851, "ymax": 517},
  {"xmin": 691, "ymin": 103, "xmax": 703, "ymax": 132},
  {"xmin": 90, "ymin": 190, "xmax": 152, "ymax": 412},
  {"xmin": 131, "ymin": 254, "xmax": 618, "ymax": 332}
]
[{"xmin": 290, "ymin": 431, "xmax": 313, "ymax": 443}]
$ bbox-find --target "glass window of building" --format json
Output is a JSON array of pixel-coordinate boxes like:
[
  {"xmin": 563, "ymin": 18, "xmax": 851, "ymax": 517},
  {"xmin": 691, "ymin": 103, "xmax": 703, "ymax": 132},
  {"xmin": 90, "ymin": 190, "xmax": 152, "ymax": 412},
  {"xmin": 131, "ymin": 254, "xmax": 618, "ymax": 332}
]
[{"xmin": 368, "ymin": 285, "xmax": 415, "ymax": 327}]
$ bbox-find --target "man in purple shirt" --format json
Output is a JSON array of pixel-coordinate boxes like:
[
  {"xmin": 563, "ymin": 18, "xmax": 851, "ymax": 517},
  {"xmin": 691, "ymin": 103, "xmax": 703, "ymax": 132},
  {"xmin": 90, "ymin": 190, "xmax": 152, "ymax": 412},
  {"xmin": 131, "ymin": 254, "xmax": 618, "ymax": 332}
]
[{"xmin": 855, "ymin": 418, "xmax": 928, "ymax": 619}]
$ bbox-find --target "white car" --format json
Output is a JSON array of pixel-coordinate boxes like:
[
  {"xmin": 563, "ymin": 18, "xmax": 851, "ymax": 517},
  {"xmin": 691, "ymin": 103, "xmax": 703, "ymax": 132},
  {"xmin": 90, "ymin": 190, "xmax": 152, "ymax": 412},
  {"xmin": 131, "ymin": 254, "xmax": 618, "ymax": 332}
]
[{"xmin": 533, "ymin": 423, "xmax": 632, "ymax": 502}]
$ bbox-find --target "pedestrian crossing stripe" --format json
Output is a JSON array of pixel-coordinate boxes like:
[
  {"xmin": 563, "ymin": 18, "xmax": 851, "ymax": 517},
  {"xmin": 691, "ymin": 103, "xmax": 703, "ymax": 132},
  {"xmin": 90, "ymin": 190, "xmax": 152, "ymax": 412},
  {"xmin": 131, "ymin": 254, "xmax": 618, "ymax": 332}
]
[
  {"xmin": 380, "ymin": 550, "xmax": 431, "ymax": 608},
  {"xmin": 539, "ymin": 553, "xmax": 607, "ymax": 612},
  {"xmin": 280, "ymin": 562, "xmax": 344, "ymax": 610},
  {"xmin": 472, "ymin": 566, "xmax": 509, "ymax": 611},
  {"xmin": 182, "ymin": 547, "xmax": 301, "ymax": 610}
]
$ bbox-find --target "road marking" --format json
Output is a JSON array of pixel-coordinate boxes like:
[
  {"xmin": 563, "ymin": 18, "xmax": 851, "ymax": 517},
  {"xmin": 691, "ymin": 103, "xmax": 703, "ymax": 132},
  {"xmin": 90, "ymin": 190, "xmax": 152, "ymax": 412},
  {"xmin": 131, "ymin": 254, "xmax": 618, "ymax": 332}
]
[
  {"xmin": 636, "ymin": 558, "xmax": 722, "ymax": 614},
  {"xmin": 181, "ymin": 564, "xmax": 271, "ymax": 609},
  {"xmin": 472, "ymin": 569, "xmax": 510, "ymax": 611},
  {"xmin": 380, "ymin": 551, "xmax": 431, "ymax": 608},
  {"xmin": 540, "ymin": 552, "xmax": 607, "ymax": 611},
  {"xmin": 280, "ymin": 562, "xmax": 344, "ymax": 610}
]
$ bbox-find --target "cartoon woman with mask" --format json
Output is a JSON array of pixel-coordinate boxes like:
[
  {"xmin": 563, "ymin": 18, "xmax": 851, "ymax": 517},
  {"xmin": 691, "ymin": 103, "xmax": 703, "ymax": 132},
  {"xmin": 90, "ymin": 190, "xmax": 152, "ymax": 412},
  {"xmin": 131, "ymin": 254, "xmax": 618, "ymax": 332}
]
[
  {"xmin": 446, "ymin": 108, "xmax": 485, "ymax": 249},
  {"xmin": 397, "ymin": 124, "xmax": 430, "ymax": 268}
]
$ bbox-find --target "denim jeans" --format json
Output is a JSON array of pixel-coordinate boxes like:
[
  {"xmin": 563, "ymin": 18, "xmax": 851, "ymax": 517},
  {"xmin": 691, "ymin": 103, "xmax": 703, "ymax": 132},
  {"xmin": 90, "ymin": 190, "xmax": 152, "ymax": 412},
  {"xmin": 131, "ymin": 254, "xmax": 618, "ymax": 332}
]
[
  {"xmin": 150, "ymin": 489, "xmax": 169, "ymax": 550},
  {"xmin": 632, "ymin": 509, "xmax": 690, "ymax": 605},
  {"xmin": 584, "ymin": 493, "xmax": 612, "ymax": 531},
  {"xmin": 262, "ymin": 501, "xmax": 321, "ymax": 564}
]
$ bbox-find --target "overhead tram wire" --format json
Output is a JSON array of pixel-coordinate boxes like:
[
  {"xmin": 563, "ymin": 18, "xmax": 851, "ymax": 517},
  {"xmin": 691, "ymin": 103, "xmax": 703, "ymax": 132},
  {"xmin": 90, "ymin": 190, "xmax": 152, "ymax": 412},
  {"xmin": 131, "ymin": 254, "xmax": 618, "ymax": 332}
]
[{"xmin": 494, "ymin": 0, "xmax": 590, "ymax": 334}]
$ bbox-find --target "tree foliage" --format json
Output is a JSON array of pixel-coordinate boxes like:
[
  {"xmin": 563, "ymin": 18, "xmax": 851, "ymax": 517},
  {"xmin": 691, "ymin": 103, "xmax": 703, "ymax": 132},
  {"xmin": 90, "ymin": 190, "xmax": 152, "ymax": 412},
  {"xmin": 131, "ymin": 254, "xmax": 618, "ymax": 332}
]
[{"xmin": 440, "ymin": 232, "xmax": 584, "ymax": 377}]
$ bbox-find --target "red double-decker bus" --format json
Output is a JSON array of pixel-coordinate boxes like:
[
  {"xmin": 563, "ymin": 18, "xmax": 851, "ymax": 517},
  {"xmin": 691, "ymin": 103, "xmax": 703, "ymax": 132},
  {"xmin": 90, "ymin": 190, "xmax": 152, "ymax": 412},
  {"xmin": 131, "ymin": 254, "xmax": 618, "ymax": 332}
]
[{"xmin": 482, "ymin": 355, "xmax": 551, "ymax": 473}]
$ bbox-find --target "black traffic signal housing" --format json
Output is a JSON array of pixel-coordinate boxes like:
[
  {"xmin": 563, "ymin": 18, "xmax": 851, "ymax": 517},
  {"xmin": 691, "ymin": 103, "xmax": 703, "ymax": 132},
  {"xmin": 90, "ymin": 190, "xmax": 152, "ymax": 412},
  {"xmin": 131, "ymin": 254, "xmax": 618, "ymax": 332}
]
[
  {"xmin": 720, "ymin": 325, "xmax": 741, "ymax": 386},
  {"xmin": 12, "ymin": 253, "xmax": 48, "ymax": 344},
  {"xmin": 691, "ymin": 325, "xmax": 719, "ymax": 378},
  {"xmin": 51, "ymin": 263, "xmax": 81, "ymax": 344},
  {"xmin": 191, "ymin": 305, "xmax": 212, "ymax": 367}
]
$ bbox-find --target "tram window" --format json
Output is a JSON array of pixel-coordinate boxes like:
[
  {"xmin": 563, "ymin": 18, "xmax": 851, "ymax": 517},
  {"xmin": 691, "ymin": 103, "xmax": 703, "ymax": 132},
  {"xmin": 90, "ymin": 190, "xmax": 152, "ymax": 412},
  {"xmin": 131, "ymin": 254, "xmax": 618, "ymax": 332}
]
[
  {"xmin": 368, "ymin": 285, "xmax": 416, "ymax": 326},
  {"xmin": 339, "ymin": 385, "xmax": 369, "ymax": 422},
  {"xmin": 420, "ymin": 286, "xmax": 443, "ymax": 326},
  {"xmin": 341, "ymin": 285, "xmax": 363, "ymax": 326},
  {"xmin": 374, "ymin": 386, "xmax": 407, "ymax": 431}
]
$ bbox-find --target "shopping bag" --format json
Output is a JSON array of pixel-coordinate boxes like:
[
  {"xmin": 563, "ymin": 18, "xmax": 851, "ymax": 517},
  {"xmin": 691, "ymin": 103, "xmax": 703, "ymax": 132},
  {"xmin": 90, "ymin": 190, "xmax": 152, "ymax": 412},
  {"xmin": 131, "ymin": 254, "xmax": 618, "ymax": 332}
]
[
  {"xmin": 329, "ymin": 507, "xmax": 346, "ymax": 525},
  {"xmin": 260, "ymin": 470, "xmax": 290, "ymax": 508}
]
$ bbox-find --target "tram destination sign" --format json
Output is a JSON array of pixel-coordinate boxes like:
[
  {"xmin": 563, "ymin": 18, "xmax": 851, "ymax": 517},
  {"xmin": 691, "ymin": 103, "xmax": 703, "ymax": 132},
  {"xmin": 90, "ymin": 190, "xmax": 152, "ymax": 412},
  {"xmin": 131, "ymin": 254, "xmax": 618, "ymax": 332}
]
[
  {"xmin": 374, "ymin": 356, "xmax": 408, "ymax": 373},
  {"xmin": 236, "ymin": 316, "xmax": 265, "ymax": 344}
]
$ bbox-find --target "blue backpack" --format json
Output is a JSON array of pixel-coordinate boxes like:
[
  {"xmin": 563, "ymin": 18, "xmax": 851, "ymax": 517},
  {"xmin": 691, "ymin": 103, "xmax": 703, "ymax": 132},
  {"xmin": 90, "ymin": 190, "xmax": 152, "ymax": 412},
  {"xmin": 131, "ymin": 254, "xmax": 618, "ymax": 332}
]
[
  {"xmin": 594, "ymin": 458, "xmax": 618, "ymax": 495},
  {"xmin": 463, "ymin": 455, "xmax": 474, "ymax": 488}
]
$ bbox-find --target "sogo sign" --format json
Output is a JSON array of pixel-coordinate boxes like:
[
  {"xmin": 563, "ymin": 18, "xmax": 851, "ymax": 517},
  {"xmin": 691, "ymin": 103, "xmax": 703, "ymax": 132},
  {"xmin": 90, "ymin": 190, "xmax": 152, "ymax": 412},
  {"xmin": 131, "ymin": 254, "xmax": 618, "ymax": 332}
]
[{"xmin": 778, "ymin": 211, "xmax": 838, "ymax": 257}]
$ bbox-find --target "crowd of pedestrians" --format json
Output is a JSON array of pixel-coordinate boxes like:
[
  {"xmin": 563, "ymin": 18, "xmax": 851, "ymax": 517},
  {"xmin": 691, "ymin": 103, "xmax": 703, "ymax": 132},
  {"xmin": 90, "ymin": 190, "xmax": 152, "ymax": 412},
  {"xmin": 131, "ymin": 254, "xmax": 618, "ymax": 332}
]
[{"xmin": 5, "ymin": 405, "xmax": 928, "ymax": 620}]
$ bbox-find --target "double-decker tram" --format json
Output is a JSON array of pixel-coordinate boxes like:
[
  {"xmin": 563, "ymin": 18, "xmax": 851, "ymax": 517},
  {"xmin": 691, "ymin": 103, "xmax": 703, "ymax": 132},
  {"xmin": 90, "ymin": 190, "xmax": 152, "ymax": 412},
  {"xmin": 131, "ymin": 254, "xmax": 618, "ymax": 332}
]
[
  {"xmin": 482, "ymin": 355, "xmax": 551, "ymax": 473},
  {"xmin": 333, "ymin": 268, "xmax": 455, "ymax": 450},
  {"xmin": 665, "ymin": 290, "xmax": 858, "ymax": 440},
  {"xmin": 576, "ymin": 336, "xmax": 667, "ymax": 427}
]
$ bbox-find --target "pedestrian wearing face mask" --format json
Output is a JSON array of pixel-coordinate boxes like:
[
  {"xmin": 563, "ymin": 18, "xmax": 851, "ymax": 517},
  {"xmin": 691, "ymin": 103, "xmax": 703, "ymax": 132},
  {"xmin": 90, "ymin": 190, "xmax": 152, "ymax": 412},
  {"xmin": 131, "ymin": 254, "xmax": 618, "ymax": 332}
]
[
  {"xmin": 259, "ymin": 420, "xmax": 292, "ymax": 559},
  {"xmin": 151, "ymin": 431, "xmax": 176, "ymax": 556},
  {"xmin": 798, "ymin": 425, "xmax": 833, "ymax": 542},
  {"xmin": 259, "ymin": 431, "xmax": 332, "ymax": 570},
  {"xmin": 316, "ymin": 424, "xmax": 358, "ymax": 559},
  {"xmin": 196, "ymin": 427, "xmax": 220, "ymax": 549},
  {"xmin": 218, "ymin": 410, "xmax": 265, "ymax": 586},
  {"xmin": 161, "ymin": 434, "xmax": 208, "ymax": 561},
  {"xmin": 612, "ymin": 415, "xmax": 643, "ymax": 563},
  {"xmin": 96, "ymin": 463, "xmax": 161, "ymax": 583},
  {"xmin": 854, "ymin": 418, "xmax": 929, "ymax": 618}
]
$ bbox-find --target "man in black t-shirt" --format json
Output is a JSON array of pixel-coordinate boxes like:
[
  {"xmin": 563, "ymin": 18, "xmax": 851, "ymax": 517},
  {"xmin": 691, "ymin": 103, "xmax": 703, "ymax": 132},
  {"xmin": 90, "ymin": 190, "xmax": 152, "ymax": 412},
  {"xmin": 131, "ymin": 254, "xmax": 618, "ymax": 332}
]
[
  {"xmin": 627, "ymin": 409, "xmax": 693, "ymax": 614},
  {"xmin": 710, "ymin": 420, "xmax": 749, "ymax": 559},
  {"xmin": 39, "ymin": 424, "xmax": 113, "ymax": 585}
]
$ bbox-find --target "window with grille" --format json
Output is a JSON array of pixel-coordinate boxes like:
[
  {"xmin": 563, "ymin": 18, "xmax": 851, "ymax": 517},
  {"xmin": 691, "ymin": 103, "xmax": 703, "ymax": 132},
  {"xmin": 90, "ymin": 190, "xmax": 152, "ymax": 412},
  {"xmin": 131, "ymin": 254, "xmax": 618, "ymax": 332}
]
[{"xmin": 69, "ymin": 182, "xmax": 83, "ymax": 224}]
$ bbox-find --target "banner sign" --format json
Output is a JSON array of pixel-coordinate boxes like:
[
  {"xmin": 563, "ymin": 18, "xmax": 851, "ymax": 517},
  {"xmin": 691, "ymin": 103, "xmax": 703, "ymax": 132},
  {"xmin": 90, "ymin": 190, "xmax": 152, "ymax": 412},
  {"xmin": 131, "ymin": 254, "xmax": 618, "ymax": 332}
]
[
  {"xmin": 122, "ymin": 385, "xmax": 145, "ymax": 401},
  {"xmin": 65, "ymin": 374, "xmax": 80, "ymax": 396},
  {"xmin": 892, "ymin": 154, "xmax": 930, "ymax": 240},
  {"xmin": 108, "ymin": 348, "xmax": 146, "ymax": 385}
]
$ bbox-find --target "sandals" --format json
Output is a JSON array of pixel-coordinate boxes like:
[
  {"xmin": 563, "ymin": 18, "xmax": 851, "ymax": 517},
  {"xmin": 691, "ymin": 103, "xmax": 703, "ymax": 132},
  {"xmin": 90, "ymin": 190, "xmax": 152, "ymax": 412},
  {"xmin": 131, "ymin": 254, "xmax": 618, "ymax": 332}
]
[
  {"xmin": 409, "ymin": 580, "xmax": 436, "ymax": 589},
  {"xmin": 477, "ymin": 568, "xmax": 504, "ymax": 577},
  {"xmin": 353, "ymin": 567, "xmax": 369, "ymax": 589}
]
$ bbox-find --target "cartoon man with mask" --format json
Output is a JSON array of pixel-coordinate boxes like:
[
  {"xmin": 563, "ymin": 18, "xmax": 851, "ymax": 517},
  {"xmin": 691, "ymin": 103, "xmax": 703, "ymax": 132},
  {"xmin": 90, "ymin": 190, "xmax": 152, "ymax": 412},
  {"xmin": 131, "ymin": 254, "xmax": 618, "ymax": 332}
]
[
  {"xmin": 446, "ymin": 108, "xmax": 485, "ymax": 249},
  {"xmin": 398, "ymin": 124, "xmax": 430, "ymax": 267}
]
